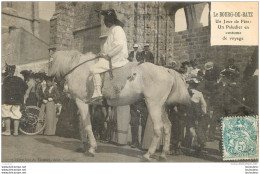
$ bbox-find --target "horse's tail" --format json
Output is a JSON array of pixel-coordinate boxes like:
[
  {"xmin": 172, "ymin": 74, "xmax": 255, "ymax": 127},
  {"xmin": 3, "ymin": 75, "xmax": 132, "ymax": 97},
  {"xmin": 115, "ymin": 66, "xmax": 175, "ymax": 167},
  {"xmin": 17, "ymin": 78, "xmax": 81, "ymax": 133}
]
[{"xmin": 166, "ymin": 69, "xmax": 191, "ymax": 106}]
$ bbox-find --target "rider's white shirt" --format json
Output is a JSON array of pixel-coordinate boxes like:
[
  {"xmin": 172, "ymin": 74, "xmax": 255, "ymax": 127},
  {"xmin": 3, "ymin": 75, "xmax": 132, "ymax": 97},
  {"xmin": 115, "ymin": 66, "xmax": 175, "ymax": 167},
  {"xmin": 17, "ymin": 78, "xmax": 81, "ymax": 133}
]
[{"xmin": 103, "ymin": 25, "xmax": 129, "ymax": 67}]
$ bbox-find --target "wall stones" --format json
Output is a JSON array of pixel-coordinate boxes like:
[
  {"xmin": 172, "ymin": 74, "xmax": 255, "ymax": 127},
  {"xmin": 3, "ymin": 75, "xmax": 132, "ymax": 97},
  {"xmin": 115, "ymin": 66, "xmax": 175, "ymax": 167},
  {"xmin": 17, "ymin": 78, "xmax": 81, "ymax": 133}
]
[
  {"xmin": 50, "ymin": 2, "xmax": 257, "ymax": 78},
  {"xmin": 173, "ymin": 26, "xmax": 257, "ymax": 79}
]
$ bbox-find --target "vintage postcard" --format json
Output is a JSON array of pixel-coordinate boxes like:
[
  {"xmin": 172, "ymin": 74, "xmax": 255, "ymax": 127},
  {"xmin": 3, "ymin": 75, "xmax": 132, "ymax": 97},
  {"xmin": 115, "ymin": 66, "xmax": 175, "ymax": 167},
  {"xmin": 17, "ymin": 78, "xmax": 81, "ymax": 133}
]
[{"xmin": 1, "ymin": 1, "xmax": 259, "ymax": 173}]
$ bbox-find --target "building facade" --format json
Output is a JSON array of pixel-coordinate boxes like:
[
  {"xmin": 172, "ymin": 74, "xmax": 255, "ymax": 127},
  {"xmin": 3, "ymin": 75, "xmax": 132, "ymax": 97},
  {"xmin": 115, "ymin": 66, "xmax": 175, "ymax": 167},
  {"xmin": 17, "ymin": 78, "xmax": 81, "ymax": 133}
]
[
  {"xmin": 49, "ymin": 2, "xmax": 257, "ymax": 77},
  {"xmin": 2, "ymin": 2, "xmax": 49, "ymax": 71}
]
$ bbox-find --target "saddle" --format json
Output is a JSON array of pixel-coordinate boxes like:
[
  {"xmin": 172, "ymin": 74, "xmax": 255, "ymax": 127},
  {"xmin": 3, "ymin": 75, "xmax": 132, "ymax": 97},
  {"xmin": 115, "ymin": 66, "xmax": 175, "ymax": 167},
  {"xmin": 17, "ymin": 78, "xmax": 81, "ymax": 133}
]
[{"xmin": 101, "ymin": 62, "xmax": 139, "ymax": 99}]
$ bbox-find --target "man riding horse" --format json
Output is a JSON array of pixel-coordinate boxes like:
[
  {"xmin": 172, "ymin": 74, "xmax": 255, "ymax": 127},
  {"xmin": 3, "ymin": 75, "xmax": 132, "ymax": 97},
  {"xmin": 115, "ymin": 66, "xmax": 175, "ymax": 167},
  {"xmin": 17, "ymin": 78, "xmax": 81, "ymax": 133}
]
[
  {"xmin": 49, "ymin": 9, "xmax": 190, "ymax": 161},
  {"xmin": 89, "ymin": 9, "xmax": 129, "ymax": 103}
]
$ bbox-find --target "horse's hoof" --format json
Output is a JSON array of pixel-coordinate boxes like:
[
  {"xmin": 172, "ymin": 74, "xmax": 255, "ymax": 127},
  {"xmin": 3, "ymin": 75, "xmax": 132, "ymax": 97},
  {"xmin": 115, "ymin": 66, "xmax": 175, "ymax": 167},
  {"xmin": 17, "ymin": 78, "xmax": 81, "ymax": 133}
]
[
  {"xmin": 140, "ymin": 154, "xmax": 151, "ymax": 162},
  {"xmin": 159, "ymin": 156, "xmax": 167, "ymax": 162},
  {"xmin": 84, "ymin": 151, "xmax": 95, "ymax": 157}
]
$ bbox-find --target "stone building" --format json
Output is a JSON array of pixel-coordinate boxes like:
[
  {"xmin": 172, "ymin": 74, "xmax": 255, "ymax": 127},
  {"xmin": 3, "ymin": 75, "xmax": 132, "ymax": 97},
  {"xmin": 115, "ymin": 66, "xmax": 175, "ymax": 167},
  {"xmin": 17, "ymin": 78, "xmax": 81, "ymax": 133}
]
[
  {"xmin": 2, "ymin": 2, "xmax": 49, "ymax": 73},
  {"xmin": 49, "ymin": 2, "xmax": 257, "ymax": 78}
]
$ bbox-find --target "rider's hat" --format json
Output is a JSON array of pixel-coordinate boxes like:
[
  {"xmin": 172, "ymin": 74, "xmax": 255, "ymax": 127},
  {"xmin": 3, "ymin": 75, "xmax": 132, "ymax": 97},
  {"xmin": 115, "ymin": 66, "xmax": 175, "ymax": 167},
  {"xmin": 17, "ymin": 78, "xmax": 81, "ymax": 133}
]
[
  {"xmin": 133, "ymin": 44, "xmax": 139, "ymax": 48},
  {"xmin": 100, "ymin": 9, "xmax": 124, "ymax": 27},
  {"xmin": 144, "ymin": 43, "xmax": 149, "ymax": 47}
]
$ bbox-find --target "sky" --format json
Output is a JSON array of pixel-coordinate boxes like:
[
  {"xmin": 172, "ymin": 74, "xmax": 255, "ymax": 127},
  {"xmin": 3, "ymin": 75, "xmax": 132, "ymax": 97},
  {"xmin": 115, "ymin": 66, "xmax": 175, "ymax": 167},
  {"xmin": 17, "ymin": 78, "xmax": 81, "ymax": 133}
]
[
  {"xmin": 38, "ymin": 2, "xmax": 55, "ymax": 21},
  {"xmin": 175, "ymin": 3, "xmax": 209, "ymax": 32}
]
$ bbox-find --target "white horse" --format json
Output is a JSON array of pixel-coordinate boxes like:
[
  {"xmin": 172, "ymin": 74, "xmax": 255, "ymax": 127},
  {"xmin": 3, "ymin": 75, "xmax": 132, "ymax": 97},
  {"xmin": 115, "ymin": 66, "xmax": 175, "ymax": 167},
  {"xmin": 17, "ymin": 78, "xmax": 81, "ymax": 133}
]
[{"xmin": 49, "ymin": 50, "xmax": 190, "ymax": 161}]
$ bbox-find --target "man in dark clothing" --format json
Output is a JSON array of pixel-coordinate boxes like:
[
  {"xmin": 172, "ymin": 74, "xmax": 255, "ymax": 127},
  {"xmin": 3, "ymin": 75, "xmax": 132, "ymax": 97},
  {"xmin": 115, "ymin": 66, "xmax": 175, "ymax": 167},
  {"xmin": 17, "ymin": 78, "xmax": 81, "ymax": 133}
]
[
  {"xmin": 140, "ymin": 44, "xmax": 154, "ymax": 63},
  {"xmin": 2, "ymin": 65, "xmax": 28, "ymax": 136},
  {"xmin": 203, "ymin": 62, "xmax": 221, "ymax": 141},
  {"xmin": 220, "ymin": 58, "xmax": 241, "ymax": 116},
  {"xmin": 168, "ymin": 104, "xmax": 186, "ymax": 155},
  {"xmin": 128, "ymin": 44, "xmax": 141, "ymax": 62},
  {"xmin": 130, "ymin": 99, "xmax": 148, "ymax": 148}
]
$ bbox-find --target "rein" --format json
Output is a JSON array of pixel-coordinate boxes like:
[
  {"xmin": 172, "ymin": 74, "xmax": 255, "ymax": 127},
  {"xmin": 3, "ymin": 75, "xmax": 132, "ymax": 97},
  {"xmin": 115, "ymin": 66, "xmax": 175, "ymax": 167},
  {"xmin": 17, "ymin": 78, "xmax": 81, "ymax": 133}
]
[{"xmin": 62, "ymin": 56, "xmax": 100, "ymax": 78}]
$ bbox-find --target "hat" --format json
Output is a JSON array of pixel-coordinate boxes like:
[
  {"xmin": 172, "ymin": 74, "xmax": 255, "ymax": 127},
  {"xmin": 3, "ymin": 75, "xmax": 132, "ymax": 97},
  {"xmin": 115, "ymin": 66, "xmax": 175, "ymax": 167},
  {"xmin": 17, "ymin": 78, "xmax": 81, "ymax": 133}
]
[
  {"xmin": 100, "ymin": 9, "xmax": 124, "ymax": 27},
  {"xmin": 133, "ymin": 44, "xmax": 138, "ymax": 48},
  {"xmin": 205, "ymin": 62, "xmax": 214, "ymax": 70},
  {"xmin": 20, "ymin": 70, "xmax": 32, "ymax": 76},
  {"xmin": 99, "ymin": 35, "xmax": 108, "ymax": 39},
  {"xmin": 144, "ymin": 44, "xmax": 149, "ymax": 47},
  {"xmin": 5, "ymin": 64, "xmax": 16, "ymax": 72}
]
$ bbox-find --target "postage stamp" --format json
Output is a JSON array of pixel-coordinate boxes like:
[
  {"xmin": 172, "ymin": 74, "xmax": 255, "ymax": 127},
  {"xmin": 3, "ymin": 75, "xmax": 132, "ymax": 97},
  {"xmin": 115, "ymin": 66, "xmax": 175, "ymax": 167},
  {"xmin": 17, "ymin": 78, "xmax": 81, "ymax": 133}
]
[{"xmin": 222, "ymin": 116, "xmax": 258, "ymax": 161}]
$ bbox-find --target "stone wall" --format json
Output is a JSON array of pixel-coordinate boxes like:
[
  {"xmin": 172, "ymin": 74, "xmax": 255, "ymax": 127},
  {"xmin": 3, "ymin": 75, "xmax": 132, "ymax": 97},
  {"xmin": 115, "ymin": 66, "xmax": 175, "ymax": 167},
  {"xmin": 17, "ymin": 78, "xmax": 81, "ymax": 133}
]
[
  {"xmin": 50, "ymin": 2, "xmax": 102, "ymax": 53},
  {"xmin": 2, "ymin": 28, "xmax": 49, "ymax": 66},
  {"xmin": 50, "ymin": 2, "xmax": 175, "ymax": 64},
  {"xmin": 173, "ymin": 26, "xmax": 257, "ymax": 77},
  {"xmin": 50, "ymin": 2, "xmax": 75, "ymax": 50},
  {"xmin": 2, "ymin": 2, "xmax": 40, "ymax": 37},
  {"xmin": 72, "ymin": 2, "xmax": 102, "ymax": 53},
  {"xmin": 49, "ymin": 2, "xmax": 257, "ymax": 75}
]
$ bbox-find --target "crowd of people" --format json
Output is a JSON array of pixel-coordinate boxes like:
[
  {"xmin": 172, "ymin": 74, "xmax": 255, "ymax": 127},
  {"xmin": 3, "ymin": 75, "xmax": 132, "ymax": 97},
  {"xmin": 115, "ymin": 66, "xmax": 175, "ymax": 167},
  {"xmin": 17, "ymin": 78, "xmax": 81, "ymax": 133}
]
[
  {"xmin": 2, "ymin": 65, "xmax": 63, "ymax": 136},
  {"xmin": 125, "ymin": 45, "xmax": 258, "ymax": 154}
]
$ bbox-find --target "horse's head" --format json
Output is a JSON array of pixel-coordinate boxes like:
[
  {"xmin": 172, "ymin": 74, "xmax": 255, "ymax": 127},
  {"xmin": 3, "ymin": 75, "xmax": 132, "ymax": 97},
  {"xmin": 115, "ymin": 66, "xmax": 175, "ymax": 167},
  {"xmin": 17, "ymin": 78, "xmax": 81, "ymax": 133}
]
[
  {"xmin": 48, "ymin": 50, "xmax": 96, "ymax": 101},
  {"xmin": 48, "ymin": 50, "xmax": 82, "ymax": 78}
]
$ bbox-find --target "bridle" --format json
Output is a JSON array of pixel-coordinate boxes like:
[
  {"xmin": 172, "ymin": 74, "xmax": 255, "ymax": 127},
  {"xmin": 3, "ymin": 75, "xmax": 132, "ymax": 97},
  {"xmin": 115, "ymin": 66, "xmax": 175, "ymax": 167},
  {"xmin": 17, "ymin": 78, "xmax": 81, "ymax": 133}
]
[{"xmin": 61, "ymin": 56, "xmax": 100, "ymax": 79}]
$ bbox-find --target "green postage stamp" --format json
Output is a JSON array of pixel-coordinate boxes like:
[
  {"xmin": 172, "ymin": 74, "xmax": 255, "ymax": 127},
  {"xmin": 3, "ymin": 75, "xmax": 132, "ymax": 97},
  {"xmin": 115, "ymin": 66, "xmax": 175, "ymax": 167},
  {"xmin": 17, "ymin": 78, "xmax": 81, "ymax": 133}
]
[{"xmin": 222, "ymin": 116, "xmax": 258, "ymax": 161}]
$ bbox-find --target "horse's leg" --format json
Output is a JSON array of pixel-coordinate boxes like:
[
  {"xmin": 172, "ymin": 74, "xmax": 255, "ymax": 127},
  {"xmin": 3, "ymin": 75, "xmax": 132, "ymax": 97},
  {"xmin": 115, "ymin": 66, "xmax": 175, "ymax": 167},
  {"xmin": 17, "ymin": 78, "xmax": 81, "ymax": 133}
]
[
  {"xmin": 143, "ymin": 103, "xmax": 163, "ymax": 161},
  {"xmin": 76, "ymin": 98, "xmax": 97, "ymax": 156},
  {"xmin": 160, "ymin": 106, "xmax": 172, "ymax": 161}
]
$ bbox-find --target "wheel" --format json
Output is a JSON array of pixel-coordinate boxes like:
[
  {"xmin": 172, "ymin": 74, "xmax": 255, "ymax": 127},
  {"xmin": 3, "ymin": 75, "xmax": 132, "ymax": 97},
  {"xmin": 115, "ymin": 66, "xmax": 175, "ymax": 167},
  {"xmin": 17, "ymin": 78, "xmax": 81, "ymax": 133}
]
[{"xmin": 19, "ymin": 106, "xmax": 46, "ymax": 135}]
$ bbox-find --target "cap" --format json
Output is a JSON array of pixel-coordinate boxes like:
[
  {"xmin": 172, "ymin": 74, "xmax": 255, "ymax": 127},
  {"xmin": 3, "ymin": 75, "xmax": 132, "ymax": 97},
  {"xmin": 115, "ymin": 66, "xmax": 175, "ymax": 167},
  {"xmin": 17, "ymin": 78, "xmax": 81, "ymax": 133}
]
[
  {"xmin": 99, "ymin": 35, "xmax": 108, "ymax": 39},
  {"xmin": 133, "ymin": 44, "xmax": 138, "ymax": 48}
]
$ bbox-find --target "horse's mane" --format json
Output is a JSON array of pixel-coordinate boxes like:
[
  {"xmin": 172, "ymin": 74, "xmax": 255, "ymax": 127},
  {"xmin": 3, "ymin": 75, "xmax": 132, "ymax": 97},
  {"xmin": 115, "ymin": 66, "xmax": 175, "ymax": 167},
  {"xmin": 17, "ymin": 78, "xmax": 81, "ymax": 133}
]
[{"xmin": 49, "ymin": 50, "xmax": 96, "ymax": 78}]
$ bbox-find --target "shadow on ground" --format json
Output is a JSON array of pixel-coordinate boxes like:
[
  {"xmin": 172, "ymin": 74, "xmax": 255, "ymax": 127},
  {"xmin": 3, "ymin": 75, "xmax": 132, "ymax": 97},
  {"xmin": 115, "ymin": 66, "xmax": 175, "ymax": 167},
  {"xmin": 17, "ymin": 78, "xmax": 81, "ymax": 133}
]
[
  {"xmin": 34, "ymin": 137, "xmax": 143, "ymax": 159},
  {"xmin": 97, "ymin": 145, "xmax": 143, "ymax": 158},
  {"xmin": 35, "ymin": 137, "xmax": 82, "ymax": 152},
  {"xmin": 183, "ymin": 147, "xmax": 222, "ymax": 162}
]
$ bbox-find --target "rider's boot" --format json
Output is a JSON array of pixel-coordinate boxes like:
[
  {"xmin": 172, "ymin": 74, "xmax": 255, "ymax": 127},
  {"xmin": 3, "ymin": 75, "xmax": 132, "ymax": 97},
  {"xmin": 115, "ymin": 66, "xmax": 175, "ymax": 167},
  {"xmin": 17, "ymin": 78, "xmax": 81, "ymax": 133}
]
[
  {"xmin": 13, "ymin": 119, "xmax": 20, "ymax": 136},
  {"xmin": 89, "ymin": 74, "xmax": 103, "ymax": 103}
]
